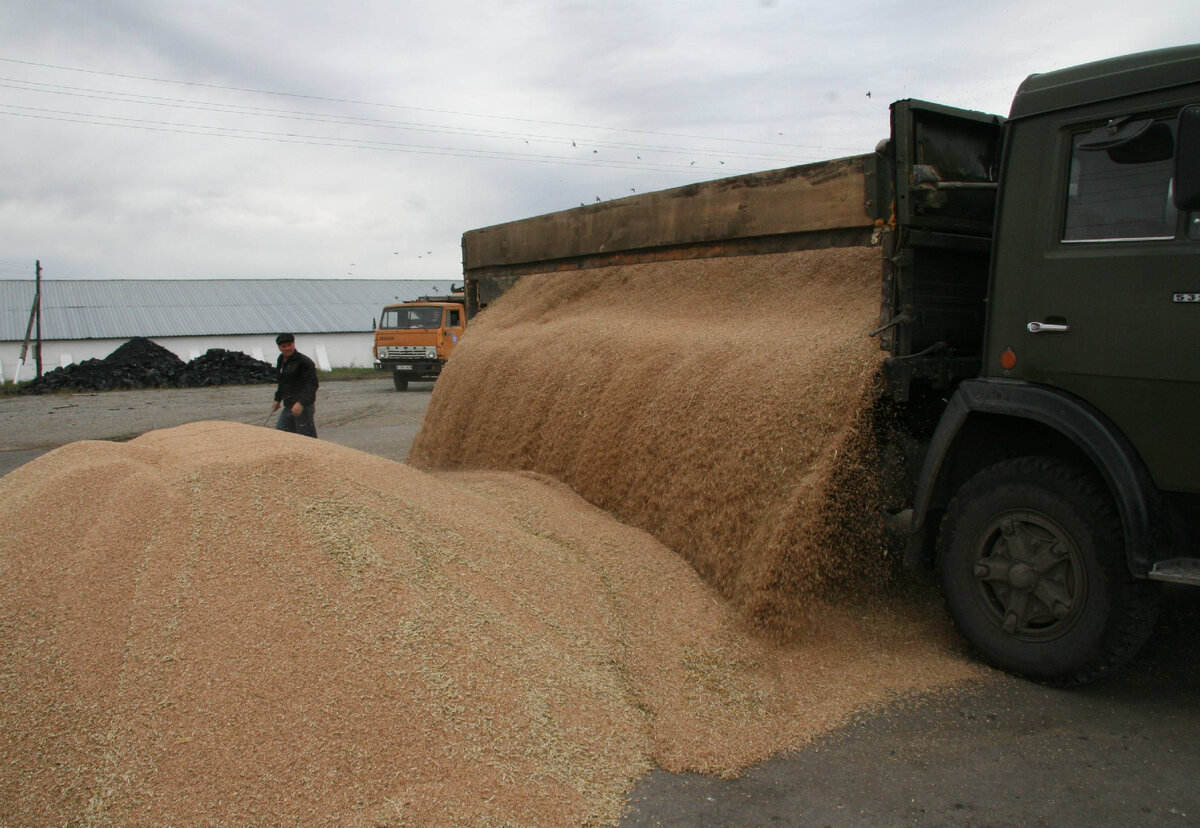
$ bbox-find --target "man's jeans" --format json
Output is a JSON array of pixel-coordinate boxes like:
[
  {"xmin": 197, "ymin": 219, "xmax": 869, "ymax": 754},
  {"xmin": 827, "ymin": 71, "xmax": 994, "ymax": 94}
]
[{"xmin": 276, "ymin": 403, "xmax": 317, "ymax": 438}]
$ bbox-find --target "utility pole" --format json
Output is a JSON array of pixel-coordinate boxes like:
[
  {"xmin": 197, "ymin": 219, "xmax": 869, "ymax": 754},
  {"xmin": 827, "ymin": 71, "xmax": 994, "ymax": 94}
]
[
  {"xmin": 35, "ymin": 260, "xmax": 43, "ymax": 378},
  {"xmin": 17, "ymin": 260, "xmax": 42, "ymax": 383}
]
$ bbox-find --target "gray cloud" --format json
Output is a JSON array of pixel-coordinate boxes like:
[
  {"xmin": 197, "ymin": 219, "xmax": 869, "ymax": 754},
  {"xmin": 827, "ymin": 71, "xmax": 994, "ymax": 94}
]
[{"xmin": 0, "ymin": 0, "xmax": 1195, "ymax": 280}]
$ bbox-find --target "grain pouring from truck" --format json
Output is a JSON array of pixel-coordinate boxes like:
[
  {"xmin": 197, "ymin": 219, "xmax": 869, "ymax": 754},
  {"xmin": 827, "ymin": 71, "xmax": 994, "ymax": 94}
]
[
  {"xmin": 456, "ymin": 45, "xmax": 1200, "ymax": 685},
  {"xmin": 373, "ymin": 287, "xmax": 466, "ymax": 391}
]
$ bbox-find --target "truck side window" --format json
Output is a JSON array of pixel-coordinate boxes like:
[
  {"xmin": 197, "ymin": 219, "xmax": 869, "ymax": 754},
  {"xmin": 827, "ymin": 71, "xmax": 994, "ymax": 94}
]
[
  {"xmin": 1063, "ymin": 116, "xmax": 1178, "ymax": 242},
  {"xmin": 447, "ymin": 309, "xmax": 461, "ymax": 327}
]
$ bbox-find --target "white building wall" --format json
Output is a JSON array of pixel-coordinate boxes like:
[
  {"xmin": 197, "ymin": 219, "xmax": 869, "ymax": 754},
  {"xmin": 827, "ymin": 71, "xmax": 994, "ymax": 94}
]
[{"xmin": 0, "ymin": 332, "xmax": 378, "ymax": 384}]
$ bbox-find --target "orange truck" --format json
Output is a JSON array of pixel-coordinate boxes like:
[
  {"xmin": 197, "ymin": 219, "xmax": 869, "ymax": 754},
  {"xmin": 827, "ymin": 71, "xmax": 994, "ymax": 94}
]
[{"xmin": 372, "ymin": 289, "xmax": 466, "ymax": 391}]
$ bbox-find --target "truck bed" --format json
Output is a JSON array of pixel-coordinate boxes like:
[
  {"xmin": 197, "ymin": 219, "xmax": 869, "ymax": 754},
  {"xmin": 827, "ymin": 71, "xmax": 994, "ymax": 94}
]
[
  {"xmin": 462, "ymin": 101, "xmax": 1003, "ymax": 400},
  {"xmin": 462, "ymin": 154, "xmax": 878, "ymax": 316}
]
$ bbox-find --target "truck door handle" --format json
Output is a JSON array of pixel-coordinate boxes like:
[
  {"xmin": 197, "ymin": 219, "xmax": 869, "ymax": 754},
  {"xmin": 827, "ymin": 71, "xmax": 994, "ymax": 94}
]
[{"xmin": 1027, "ymin": 321, "xmax": 1070, "ymax": 334}]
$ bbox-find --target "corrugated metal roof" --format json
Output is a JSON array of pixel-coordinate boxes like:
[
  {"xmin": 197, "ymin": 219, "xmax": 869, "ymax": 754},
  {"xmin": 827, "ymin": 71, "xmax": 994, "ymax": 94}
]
[{"xmin": 0, "ymin": 279, "xmax": 458, "ymax": 342}]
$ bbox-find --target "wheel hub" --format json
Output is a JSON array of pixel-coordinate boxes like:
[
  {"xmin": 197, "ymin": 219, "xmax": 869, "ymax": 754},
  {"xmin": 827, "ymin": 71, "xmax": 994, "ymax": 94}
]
[
  {"xmin": 971, "ymin": 511, "xmax": 1084, "ymax": 640},
  {"xmin": 1008, "ymin": 562, "xmax": 1038, "ymax": 591}
]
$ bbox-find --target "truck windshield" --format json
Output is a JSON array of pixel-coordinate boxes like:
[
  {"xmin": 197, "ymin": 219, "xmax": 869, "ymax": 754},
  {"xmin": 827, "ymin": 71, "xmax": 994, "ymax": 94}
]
[{"xmin": 381, "ymin": 306, "xmax": 443, "ymax": 330}]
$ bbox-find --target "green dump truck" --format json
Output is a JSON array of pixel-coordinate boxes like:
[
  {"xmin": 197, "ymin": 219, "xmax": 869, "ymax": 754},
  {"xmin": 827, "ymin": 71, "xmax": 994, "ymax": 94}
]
[{"xmin": 460, "ymin": 45, "xmax": 1200, "ymax": 684}]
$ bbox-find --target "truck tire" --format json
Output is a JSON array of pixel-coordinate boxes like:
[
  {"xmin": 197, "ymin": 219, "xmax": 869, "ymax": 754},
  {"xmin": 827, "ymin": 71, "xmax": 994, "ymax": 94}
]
[
  {"xmin": 936, "ymin": 456, "xmax": 1158, "ymax": 685},
  {"xmin": 393, "ymin": 373, "xmax": 409, "ymax": 392}
]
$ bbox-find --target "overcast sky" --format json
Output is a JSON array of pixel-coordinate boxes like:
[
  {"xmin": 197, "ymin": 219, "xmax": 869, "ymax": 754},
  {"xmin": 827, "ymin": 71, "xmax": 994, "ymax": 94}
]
[{"xmin": 0, "ymin": 1, "xmax": 1196, "ymax": 281}]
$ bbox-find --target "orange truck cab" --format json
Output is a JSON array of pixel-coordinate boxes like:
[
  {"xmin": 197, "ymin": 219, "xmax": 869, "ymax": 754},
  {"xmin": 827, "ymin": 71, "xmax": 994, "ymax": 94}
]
[{"xmin": 372, "ymin": 292, "xmax": 466, "ymax": 391}]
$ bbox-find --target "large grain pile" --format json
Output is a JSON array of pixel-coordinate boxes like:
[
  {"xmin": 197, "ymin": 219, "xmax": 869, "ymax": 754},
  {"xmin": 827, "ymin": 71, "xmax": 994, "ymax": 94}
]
[
  {"xmin": 0, "ymin": 422, "xmax": 975, "ymax": 826},
  {"xmin": 410, "ymin": 247, "xmax": 897, "ymax": 631}
]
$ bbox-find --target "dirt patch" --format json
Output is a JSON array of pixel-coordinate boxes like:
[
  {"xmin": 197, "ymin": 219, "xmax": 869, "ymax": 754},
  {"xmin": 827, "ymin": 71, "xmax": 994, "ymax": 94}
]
[
  {"xmin": 409, "ymin": 247, "xmax": 897, "ymax": 632},
  {"xmin": 0, "ymin": 422, "xmax": 976, "ymax": 826}
]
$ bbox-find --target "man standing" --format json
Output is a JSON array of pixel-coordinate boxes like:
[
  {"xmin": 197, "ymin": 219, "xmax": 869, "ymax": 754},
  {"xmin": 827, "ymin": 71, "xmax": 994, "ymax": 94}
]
[{"xmin": 272, "ymin": 333, "xmax": 319, "ymax": 438}]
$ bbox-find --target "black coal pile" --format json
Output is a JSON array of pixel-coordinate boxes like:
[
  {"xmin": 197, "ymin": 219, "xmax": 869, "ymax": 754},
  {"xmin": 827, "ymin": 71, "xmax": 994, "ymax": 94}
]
[
  {"xmin": 103, "ymin": 337, "xmax": 187, "ymax": 380},
  {"xmin": 21, "ymin": 338, "xmax": 184, "ymax": 394},
  {"xmin": 171, "ymin": 349, "xmax": 277, "ymax": 387},
  {"xmin": 20, "ymin": 338, "xmax": 277, "ymax": 395}
]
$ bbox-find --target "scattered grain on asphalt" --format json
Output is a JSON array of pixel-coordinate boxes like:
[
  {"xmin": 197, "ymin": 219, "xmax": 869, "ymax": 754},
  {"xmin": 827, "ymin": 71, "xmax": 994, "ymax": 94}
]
[
  {"xmin": 1, "ymin": 247, "xmax": 986, "ymax": 826},
  {"xmin": 1, "ymin": 422, "xmax": 977, "ymax": 826}
]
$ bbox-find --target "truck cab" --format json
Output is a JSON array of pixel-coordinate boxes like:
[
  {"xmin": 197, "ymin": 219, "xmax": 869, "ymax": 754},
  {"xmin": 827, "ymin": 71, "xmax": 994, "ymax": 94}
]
[
  {"xmin": 373, "ymin": 292, "xmax": 466, "ymax": 391},
  {"xmin": 882, "ymin": 45, "xmax": 1200, "ymax": 684}
]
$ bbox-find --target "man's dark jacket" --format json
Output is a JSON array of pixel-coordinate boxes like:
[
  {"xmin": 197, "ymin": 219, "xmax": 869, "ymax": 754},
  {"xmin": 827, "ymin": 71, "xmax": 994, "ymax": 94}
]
[{"xmin": 275, "ymin": 351, "xmax": 319, "ymax": 407}]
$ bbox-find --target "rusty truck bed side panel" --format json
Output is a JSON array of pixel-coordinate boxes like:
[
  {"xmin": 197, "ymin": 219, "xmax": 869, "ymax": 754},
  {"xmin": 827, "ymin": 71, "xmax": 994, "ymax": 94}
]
[{"xmin": 461, "ymin": 154, "xmax": 875, "ymax": 314}]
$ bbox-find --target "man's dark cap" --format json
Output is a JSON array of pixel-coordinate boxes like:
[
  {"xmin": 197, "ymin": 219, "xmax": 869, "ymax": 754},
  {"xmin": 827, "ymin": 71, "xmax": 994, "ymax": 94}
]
[{"xmin": 276, "ymin": 333, "xmax": 295, "ymax": 344}]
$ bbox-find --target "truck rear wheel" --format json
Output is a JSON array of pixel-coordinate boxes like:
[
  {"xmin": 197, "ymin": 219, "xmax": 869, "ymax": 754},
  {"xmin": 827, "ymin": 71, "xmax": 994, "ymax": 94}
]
[
  {"xmin": 936, "ymin": 457, "xmax": 1158, "ymax": 685},
  {"xmin": 393, "ymin": 373, "xmax": 409, "ymax": 392}
]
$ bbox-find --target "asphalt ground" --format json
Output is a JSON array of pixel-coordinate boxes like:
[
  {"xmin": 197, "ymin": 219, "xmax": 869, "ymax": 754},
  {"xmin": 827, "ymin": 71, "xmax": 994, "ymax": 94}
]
[
  {"xmin": 2, "ymin": 376, "xmax": 1197, "ymax": 826},
  {"xmin": 0, "ymin": 375, "xmax": 427, "ymax": 471}
]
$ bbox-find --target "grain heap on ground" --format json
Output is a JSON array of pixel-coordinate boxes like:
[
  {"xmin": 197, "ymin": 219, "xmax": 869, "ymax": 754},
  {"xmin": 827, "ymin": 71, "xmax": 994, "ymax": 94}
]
[
  {"xmin": 410, "ymin": 247, "xmax": 899, "ymax": 632},
  {"xmin": 1, "ymin": 422, "xmax": 975, "ymax": 826}
]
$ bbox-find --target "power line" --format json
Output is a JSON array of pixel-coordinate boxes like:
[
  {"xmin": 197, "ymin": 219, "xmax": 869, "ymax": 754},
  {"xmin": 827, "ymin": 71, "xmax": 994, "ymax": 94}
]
[
  {"xmin": 0, "ymin": 56, "xmax": 863, "ymax": 155},
  {"xmin": 0, "ymin": 76, "xmax": 831, "ymax": 164},
  {"xmin": 0, "ymin": 261, "xmax": 37, "ymax": 277},
  {"xmin": 0, "ymin": 104, "xmax": 763, "ymax": 174}
]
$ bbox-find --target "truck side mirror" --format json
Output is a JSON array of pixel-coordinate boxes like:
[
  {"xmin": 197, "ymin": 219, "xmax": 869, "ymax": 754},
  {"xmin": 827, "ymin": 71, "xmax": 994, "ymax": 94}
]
[{"xmin": 1175, "ymin": 104, "xmax": 1200, "ymax": 210}]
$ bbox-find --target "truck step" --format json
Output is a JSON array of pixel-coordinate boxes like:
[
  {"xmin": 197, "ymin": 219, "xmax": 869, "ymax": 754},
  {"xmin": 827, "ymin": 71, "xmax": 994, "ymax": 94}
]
[{"xmin": 1148, "ymin": 558, "xmax": 1200, "ymax": 586}]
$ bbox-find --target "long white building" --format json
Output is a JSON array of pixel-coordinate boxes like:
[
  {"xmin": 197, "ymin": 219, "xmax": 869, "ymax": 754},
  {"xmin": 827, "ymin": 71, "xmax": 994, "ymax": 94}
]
[{"xmin": 0, "ymin": 278, "xmax": 457, "ymax": 382}]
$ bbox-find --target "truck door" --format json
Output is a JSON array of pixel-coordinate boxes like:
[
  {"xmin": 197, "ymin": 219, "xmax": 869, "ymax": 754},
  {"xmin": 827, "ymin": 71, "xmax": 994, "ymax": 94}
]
[
  {"xmin": 881, "ymin": 101, "xmax": 1003, "ymax": 396},
  {"xmin": 441, "ymin": 307, "xmax": 465, "ymax": 358},
  {"xmin": 1000, "ymin": 106, "xmax": 1200, "ymax": 494}
]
